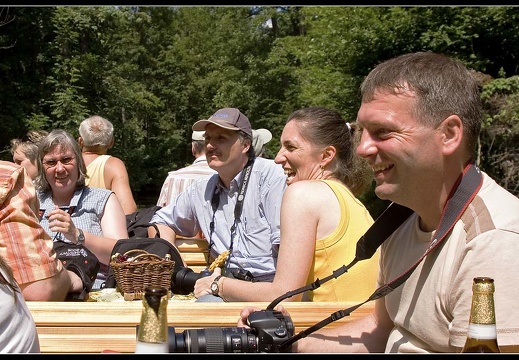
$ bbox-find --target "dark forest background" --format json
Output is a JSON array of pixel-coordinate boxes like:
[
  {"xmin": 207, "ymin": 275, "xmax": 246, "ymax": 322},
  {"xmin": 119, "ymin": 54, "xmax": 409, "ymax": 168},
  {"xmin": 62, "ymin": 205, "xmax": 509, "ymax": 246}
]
[{"xmin": 1, "ymin": 6, "xmax": 518, "ymax": 217}]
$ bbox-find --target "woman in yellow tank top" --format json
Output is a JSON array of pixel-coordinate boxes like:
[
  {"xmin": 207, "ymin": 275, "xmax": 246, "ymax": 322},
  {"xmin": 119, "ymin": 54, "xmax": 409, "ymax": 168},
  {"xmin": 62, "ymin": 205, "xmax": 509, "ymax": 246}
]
[{"xmin": 194, "ymin": 107, "xmax": 379, "ymax": 302}]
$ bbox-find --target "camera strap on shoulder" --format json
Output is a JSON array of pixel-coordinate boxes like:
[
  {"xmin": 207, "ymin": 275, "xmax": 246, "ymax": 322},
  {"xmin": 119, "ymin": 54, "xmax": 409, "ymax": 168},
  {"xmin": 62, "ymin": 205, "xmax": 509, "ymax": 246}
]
[
  {"xmin": 207, "ymin": 157, "xmax": 255, "ymax": 270},
  {"xmin": 276, "ymin": 162, "xmax": 483, "ymax": 351}
]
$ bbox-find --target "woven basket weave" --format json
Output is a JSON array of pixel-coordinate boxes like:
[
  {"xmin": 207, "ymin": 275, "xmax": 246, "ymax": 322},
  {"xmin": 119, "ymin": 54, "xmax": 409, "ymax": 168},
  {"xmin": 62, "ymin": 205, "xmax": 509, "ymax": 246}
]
[{"xmin": 110, "ymin": 249, "xmax": 175, "ymax": 301}]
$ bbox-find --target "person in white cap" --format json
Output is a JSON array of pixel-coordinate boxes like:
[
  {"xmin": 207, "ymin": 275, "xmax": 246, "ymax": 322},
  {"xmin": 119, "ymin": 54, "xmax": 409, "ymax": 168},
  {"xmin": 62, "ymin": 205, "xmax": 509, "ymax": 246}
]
[
  {"xmin": 151, "ymin": 108, "xmax": 287, "ymax": 302},
  {"xmin": 156, "ymin": 128, "xmax": 216, "ymax": 207},
  {"xmin": 252, "ymin": 128, "xmax": 273, "ymax": 157}
]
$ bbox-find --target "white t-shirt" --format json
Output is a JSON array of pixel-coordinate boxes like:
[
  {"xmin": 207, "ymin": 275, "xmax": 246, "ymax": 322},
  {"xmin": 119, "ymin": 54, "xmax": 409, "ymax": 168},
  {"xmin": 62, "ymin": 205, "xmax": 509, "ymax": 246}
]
[{"xmin": 0, "ymin": 268, "xmax": 40, "ymax": 353}]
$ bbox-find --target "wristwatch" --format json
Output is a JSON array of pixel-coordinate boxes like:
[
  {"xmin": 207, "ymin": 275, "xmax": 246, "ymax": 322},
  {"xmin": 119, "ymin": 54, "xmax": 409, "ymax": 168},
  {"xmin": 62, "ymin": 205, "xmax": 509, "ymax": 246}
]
[
  {"xmin": 210, "ymin": 275, "xmax": 223, "ymax": 296},
  {"xmin": 76, "ymin": 228, "xmax": 85, "ymax": 244}
]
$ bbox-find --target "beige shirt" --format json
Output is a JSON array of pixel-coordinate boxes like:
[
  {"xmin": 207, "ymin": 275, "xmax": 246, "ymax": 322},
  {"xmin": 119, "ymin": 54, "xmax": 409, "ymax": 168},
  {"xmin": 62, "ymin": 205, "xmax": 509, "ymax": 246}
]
[
  {"xmin": 381, "ymin": 173, "xmax": 519, "ymax": 352},
  {"xmin": 85, "ymin": 155, "xmax": 110, "ymax": 188}
]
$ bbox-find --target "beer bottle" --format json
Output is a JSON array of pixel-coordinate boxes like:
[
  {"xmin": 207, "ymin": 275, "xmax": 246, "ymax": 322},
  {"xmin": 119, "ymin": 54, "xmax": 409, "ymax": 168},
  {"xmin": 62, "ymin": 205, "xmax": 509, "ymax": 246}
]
[
  {"xmin": 461, "ymin": 277, "xmax": 500, "ymax": 353},
  {"xmin": 135, "ymin": 286, "xmax": 169, "ymax": 353}
]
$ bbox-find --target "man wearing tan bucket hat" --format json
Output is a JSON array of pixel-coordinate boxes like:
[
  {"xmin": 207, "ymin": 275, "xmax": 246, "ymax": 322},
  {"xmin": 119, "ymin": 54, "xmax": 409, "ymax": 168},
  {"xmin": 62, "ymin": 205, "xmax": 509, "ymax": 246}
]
[{"xmin": 151, "ymin": 108, "xmax": 287, "ymax": 302}]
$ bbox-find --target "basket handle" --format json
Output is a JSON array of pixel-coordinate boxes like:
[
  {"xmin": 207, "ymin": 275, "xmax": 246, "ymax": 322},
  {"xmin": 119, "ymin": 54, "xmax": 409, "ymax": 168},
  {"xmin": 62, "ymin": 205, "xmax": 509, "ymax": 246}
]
[
  {"xmin": 123, "ymin": 249, "xmax": 150, "ymax": 257},
  {"xmin": 129, "ymin": 253, "xmax": 172, "ymax": 262}
]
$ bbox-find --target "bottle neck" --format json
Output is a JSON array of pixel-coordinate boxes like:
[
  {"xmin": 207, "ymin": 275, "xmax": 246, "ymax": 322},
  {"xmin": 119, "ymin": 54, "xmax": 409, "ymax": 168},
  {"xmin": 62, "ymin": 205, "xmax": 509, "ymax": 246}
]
[
  {"xmin": 462, "ymin": 278, "xmax": 499, "ymax": 353},
  {"xmin": 468, "ymin": 282, "xmax": 496, "ymax": 326}
]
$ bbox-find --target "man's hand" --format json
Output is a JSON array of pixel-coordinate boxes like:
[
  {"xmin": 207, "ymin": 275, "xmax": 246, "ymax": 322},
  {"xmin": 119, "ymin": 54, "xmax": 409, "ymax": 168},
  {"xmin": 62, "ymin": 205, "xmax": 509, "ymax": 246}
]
[
  {"xmin": 194, "ymin": 267, "xmax": 221, "ymax": 298},
  {"xmin": 238, "ymin": 305, "xmax": 290, "ymax": 328}
]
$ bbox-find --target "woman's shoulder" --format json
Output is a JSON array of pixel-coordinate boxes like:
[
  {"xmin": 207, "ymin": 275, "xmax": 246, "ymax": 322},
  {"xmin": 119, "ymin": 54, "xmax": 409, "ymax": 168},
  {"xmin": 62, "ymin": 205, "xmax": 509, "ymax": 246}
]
[
  {"xmin": 84, "ymin": 186, "xmax": 112, "ymax": 196},
  {"xmin": 284, "ymin": 180, "xmax": 334, "ymax": 199},
  {"xmin": 81, "ymin": 186, "xmax": 113, "ymax": 204}
]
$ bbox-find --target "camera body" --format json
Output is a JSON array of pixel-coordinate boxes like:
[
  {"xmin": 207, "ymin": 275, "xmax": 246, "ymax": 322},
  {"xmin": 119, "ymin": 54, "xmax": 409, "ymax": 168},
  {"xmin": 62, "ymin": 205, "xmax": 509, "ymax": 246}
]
[{"xmin": 168, "ymin": 309, "xmax": 294, "ymax": 353}]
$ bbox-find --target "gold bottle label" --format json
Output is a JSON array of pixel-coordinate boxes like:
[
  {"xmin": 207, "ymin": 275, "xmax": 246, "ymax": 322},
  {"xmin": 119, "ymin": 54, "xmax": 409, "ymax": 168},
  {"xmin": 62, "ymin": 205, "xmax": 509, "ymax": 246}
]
[
  {"xmin": 461, "ymin": 277, "xmax": 500, "ymax": 353},
  {"xmin": 135, "ymin": 287, "xmax": 169, "ymax": 353}
]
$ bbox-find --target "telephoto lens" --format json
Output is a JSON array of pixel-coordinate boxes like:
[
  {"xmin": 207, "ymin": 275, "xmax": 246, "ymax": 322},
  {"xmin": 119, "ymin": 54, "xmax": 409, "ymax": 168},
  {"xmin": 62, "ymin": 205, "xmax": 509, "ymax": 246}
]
[
  {"xmin": 167, "ymin": 310, "xmax": 294, "ymax": 353},
  {"xmin": 171, "ymin": 267, "xmax": 211, "ymax": 295}
]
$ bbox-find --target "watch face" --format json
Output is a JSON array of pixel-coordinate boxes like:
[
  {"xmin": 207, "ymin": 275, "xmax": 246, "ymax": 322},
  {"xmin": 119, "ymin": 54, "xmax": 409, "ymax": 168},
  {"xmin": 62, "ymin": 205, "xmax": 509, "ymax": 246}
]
[{"xmin": 211, "ymin": 282, "xmax": 218, "ymax": 294}]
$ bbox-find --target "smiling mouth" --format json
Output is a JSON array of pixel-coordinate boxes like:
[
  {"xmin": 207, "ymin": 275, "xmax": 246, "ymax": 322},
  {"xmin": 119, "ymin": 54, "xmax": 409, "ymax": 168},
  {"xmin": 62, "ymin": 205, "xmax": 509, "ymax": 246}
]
[
  {"xmin": 284, "ymin": 169, "xmax": 295, "ymax": 177},
  {"xmin": 372, "ymin": 164, "xmax": 393, "ymax": 175}
]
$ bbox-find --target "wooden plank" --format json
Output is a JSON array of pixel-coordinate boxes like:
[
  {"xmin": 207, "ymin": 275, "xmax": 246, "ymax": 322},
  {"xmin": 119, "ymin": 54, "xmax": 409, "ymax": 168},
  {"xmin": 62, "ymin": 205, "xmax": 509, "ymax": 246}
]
[
  {"xmin": 180, "ymin": 252, "xmax": 209, "ymax": 265},
  {"xmin": 27, "ymin": 301, "xmax": 373, "ymax": 353},
  {"xmin": 175, "ymin": 237, "xmax": 208, "ymax": 252}
]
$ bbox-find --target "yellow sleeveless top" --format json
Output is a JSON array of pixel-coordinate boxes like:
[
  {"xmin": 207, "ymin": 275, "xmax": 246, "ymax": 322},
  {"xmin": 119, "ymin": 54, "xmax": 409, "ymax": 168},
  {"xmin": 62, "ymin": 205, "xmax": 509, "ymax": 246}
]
[
  {"xmin": 85, "ymin": 155, "xmax": 111, "ymax": 189},
  {"xmin": 304, "ymin": 180, "xmax": 379, "ymax": 302}
]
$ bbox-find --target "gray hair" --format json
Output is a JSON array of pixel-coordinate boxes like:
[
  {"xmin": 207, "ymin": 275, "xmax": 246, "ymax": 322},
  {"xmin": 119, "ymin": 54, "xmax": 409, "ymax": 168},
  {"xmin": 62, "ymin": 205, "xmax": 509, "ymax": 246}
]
[
  {"xmin": 79, "ymin": 115, "xmax": 114, "ymax": 147},
  {"xmin": 34, "ymin": 129, "xmax": 88, "ymax": 192}
]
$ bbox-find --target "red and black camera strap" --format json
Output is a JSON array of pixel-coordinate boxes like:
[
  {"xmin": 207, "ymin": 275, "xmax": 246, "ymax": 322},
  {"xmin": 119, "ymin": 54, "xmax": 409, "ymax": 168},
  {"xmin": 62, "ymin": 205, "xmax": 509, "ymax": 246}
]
[{"xmin": 276, "ymin": 162, "xmax": 483, "ymax": 350}]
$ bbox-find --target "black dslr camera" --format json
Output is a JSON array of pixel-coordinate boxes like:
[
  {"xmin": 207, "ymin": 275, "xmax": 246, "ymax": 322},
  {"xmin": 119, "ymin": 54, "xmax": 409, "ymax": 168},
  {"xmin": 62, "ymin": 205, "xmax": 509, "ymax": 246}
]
[{"xmin": 167, "ymin": 309, "xmax": 294, "ymax": 353}]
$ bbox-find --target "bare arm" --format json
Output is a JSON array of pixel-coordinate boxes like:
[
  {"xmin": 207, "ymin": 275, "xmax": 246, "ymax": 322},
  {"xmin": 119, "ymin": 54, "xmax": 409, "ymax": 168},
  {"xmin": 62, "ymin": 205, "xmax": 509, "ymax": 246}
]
[
  {"xmin": 20, "ymin": 268, "xmax": 81, "ymax": 301},
  {"xmin": 104, "ymin": 157, "xmax": 137, "ymax": 215},
  {"xmin": 87, "ymin": 193, "xmax": 129, "ymax": 264},
  {"xmin": 196, "ymin": 181, "xmax": 335, "ymax": 301},
  {"xmin": 238, "ymin": 298, "xmax": 393, "ymax": 353}
]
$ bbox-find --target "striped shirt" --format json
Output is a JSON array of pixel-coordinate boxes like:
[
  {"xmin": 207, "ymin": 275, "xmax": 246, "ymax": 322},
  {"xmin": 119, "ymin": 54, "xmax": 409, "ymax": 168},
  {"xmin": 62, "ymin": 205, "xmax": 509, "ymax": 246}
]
[
  {"xmin": 156, "ymin": 156, "xmax": 216, "ymax": 207},
  {"xmin": 0, "ymin": 161, "xmax": 62, "ymax": 286}
]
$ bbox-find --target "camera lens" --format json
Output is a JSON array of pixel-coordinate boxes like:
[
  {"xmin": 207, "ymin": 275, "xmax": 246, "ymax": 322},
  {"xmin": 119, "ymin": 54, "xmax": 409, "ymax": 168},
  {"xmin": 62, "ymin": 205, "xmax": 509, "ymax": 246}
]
[
  {"xmin": 166, "ymin": 310, "xmax": 293, "ymax": 353},
  {"xmin": 171, "ymin": 267, "xmax": 210, "ymax": 295},
  {"xmin": 184, "ymin": 327, "xmax": 258, "ymax": 353}
]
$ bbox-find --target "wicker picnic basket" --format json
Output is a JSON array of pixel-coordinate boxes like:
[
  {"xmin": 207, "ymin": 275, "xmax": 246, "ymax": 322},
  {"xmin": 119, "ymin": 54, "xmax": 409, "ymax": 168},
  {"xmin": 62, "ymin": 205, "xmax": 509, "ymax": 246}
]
[{"xmin": 110, "ymin": 249, "xmax": 175, "ymax": 301}]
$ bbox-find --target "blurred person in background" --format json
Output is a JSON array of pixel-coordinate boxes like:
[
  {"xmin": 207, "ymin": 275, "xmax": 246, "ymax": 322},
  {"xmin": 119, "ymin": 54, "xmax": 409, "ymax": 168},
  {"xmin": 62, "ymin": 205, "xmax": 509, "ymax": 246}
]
[
  {"xmin": 10, "ymin": 130, "xmax": 49, "ymax": 180},
  {"xmin": 78, "ymin": 115, "xmax": 137, "ymax": 215},
  {"xmin": 252, "ymin": 128, "xmax": 272, "ymax": 158},
  {"xmin": 156, "ymin": 129, "xmax": 216, "ymax": 208}
]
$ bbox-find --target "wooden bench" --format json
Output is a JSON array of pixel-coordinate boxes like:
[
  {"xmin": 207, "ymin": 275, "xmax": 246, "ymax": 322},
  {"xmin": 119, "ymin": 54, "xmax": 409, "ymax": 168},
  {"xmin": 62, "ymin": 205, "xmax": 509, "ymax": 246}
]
[
  {"xmin": 175, "ymin": 236, "xmax": 209, "ymax": 273},
  {"xmin": 27, "ymin": 301, "xmax": 374, "ymax": 353}
]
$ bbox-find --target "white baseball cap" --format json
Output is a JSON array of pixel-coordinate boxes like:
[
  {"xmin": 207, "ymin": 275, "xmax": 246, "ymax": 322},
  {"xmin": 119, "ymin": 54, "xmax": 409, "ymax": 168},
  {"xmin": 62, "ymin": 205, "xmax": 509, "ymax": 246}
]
[
  {"xmin": 252, "ymin": 128, "xmax": 273, "ymax": 156},
  {"xmin": 191, "ymin": 130, "xmax": 205, "ymax": 141}
]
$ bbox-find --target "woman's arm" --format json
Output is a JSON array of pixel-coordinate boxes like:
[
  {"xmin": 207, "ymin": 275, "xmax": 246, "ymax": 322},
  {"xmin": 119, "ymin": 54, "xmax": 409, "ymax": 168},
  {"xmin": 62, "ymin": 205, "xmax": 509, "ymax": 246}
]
[
  {"xmin": 82, "ymin": 193, "xmax": 129, "ymax": 264},
  {"xmin": 195, "ymin": 181, "xmax": 337, "ymax": 302}
]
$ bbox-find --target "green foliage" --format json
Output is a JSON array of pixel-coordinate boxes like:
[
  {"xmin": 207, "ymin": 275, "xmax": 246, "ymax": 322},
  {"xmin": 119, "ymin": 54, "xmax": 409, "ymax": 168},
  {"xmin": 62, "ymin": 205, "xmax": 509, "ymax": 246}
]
[{"xmin": 1, "ymin": 6, "xmax": 518, "ymax": 208}]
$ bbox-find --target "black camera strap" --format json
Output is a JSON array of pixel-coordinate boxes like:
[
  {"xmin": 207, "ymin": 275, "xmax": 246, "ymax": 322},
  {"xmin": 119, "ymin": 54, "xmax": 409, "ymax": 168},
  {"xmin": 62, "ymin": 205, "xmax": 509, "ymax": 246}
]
[
  {"xmin": 206, "ymin": 157, "xmax": 254, "ymax": 268},
  {"xmin": 276, "ymin": 162, "xmax": 483, "ymax": 351}
]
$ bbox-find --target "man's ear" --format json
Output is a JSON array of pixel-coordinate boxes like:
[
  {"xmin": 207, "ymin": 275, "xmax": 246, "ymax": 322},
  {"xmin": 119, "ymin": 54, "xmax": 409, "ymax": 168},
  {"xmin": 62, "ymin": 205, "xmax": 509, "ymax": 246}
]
[
  {"xmin": 440, "ymin": 115, "xmax": 463, "ymax": 156},
  {"xmin": 108, "ymin": 137, "xmax": 115, "ymax": 150},
  {"xmin": 78, "ymin": 137, "xmax": 84, "ymax": 149}
]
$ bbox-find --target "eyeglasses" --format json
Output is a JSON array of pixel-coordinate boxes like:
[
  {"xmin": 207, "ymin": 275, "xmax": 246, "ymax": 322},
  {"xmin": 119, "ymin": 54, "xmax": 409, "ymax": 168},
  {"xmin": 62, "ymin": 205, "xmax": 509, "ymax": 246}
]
[{"xmin": 43, "ymin": 156, "xmax": 75, "ymax": 168}]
